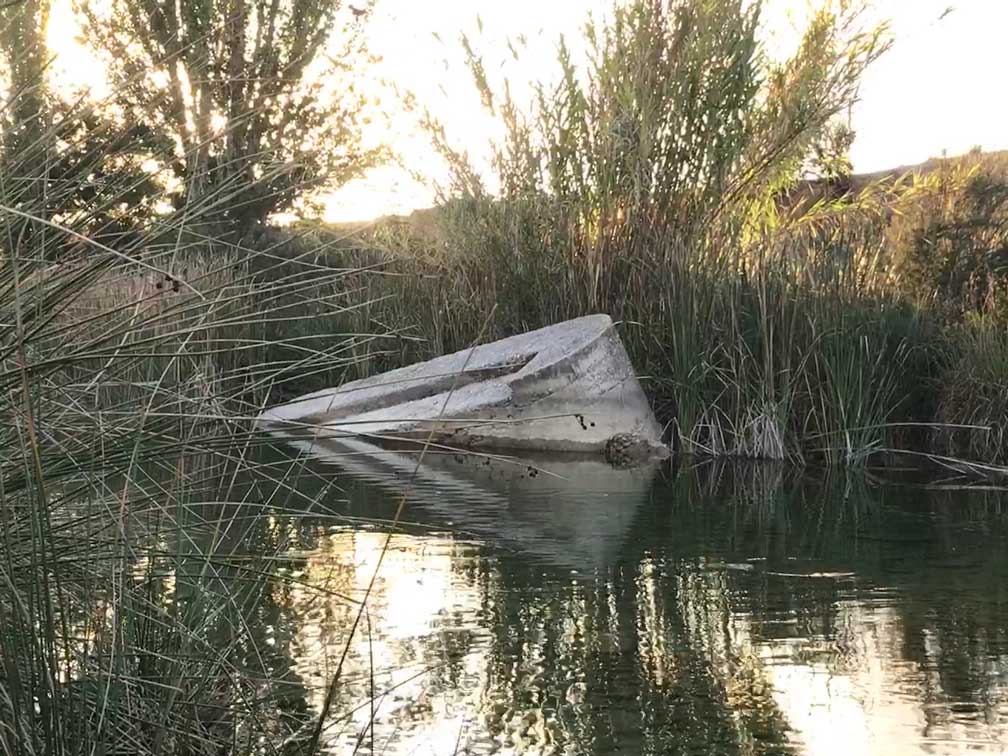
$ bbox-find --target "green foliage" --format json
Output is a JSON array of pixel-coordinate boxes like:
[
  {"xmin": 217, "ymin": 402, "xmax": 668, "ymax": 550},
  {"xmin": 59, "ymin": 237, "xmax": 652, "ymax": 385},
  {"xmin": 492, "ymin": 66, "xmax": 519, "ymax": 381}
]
[
  {"xmin": 0, "ymin": 0, "xmax": 1003, "ymax": 751},
  {"xmin": 428, "ymin": 0, "xmax": 888, "ymax": 281},
  {"xmin": 0, "ymin": 216, "xmax": 383, "ymax": 755},
  {"xmin": 76, "ymin": 0, "xmax": 383, "ymax": 236},
  {"xmin": 0, "ymin": 52, "xmax": 387, "ymax": 752},
  {"xmin": 806, "ymin": 120, "xmax": 856, "ymax": 185},
  {"xmin": 889, "ymin": 153, "xmax": 1008, "ymax": 317},
  {"xmin": 294, "ymin": 1, "xmax": 1004, "ymax": 471},
  {"xmin": 396, "ymin": 0, "xmax": 907, "ymax": 463},
  {"xmin": 936, "ymin": 315, "xmax": 1008, "ymax": 462},
  {"xmin": 0, "ymin": 5, "xmax": 188, "ymax": 258},
  {"xmin": 0, "ymin": 0, "xmax": 53, "ymax": 256},
  {"xmin": 0, "ymin": 0, "xmax": 50, "ymax": 135},
  {"xmin": 47, "ymin": 113, "xmax": 175, "ymax": 244}
]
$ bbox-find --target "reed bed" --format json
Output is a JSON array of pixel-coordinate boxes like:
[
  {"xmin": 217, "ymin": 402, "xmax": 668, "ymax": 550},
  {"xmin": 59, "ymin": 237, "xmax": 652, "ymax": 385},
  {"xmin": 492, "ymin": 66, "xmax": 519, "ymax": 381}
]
[
  {"xmin": 337, "ymin": 0, "xmax": 1006, "ymax": 470},
  {"xmin": 0, "ymin": 82, "xmax": 397, "ymax": 753},
  {"xmin": 2, "ymin": 0, "xmax": 1007, "ymax": 752}
]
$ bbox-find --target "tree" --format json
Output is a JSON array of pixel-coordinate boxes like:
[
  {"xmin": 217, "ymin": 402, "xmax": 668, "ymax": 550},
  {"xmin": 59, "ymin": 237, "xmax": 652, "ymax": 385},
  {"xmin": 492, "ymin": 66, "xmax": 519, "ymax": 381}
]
[
  {"xmin": 0, "ymin": 0, "xmax": 53, "ymax": 257},
  {"xmin": 76, "ymin": 0, "xmax": 382, "ymax": 239},
  {"xmin": 44, "ymin": 112, "xmax": 173, "ymax": 250},
  {"xmin": 806, "ymin": 120, "xmax": 856, "ymax": 188},
  {"xmin": 1, "ymin": 2, "xmax": 175, "ymax": 259},
  {"xmin": 0, "ymin": 0, "xmax": 50, "ymax": 153}
]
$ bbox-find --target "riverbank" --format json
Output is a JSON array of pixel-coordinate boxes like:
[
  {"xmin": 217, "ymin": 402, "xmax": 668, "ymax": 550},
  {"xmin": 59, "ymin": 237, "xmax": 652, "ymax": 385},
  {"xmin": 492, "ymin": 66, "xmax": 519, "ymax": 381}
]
[{"xmin": 285, "ymin": 151, "xmax": 1008, "ymax": 474}]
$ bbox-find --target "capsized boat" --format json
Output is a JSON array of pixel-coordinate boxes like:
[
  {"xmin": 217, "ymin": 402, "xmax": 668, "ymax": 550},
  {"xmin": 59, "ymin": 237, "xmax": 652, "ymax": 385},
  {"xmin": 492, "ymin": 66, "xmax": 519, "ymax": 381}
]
[{"xmin": 257, "ymin": 314, "xmax": 663, "ymax": 455}]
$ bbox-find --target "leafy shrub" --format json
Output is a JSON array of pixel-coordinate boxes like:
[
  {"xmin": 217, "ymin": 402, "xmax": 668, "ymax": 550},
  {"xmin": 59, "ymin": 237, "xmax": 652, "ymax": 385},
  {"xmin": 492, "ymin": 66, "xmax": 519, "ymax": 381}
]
[{"xmin": 889, "ymin": 153, "xmax": 1008, "ymax": 318}]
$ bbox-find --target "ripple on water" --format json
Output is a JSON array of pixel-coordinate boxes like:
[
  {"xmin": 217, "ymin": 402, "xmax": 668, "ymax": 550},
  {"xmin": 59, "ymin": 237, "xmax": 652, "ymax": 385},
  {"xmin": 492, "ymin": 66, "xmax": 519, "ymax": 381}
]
[{"xmin": 253, "ymin": 445, "xmax": 1008, "ymax": 755}]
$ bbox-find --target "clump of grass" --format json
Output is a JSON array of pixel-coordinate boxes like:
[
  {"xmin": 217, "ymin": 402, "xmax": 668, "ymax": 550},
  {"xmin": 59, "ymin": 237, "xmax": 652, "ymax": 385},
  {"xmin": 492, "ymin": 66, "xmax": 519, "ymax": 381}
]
[
  {"xmin": 887, "ymin": 151, "xmax": 1008, "ymax": 319},
  {"xmin": 0, "ymin": 83, "xmax": 391, "ymax": 752},
  {"xmin": 340, "ymin": 1, "xmax": 1008, "ymax": 472},
  {"xmin": 357, "ymin": 0, "xmax": 921, "ymax": 464},
  {"xmin": 935, "ymin": 316, "xmax": 1008, "ymax": 464}
]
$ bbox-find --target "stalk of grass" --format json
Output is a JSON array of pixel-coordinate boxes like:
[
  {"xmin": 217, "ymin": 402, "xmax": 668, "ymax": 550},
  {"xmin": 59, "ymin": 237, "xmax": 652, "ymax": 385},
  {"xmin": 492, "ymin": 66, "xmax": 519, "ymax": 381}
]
[
  {"xmin": 936, "ymin": 316, "xmax": 1008, "ymax": 464},
  {"xmin": 0, "ymin": 68, "xmax": 399, "ymax": 753}
]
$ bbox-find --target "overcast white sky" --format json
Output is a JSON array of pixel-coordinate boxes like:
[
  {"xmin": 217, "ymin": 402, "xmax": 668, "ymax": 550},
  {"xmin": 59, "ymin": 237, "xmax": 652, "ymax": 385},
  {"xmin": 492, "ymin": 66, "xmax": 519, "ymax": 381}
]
[
  {"xmin": 318, "ymin": 0, "xmax": 1008, "ymax": 221},
  {"xmin": 47, "ymin": 1, "xmax": 1008, "ymax": 222},
  {"xmin": 846, "ymin": 0, "xmax": 1008, "ymax": 171}
]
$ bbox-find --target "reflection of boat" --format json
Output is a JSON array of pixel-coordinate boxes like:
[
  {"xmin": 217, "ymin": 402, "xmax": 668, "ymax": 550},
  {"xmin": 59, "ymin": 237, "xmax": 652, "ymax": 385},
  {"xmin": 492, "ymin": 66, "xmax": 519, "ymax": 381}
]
[
  {"xmin": 258, "ymin": 314, "xmax": 663, "ymax": 455},
  {"xmin": 279, "ymin": 433, "xmax": 663, "ymax": 573}
]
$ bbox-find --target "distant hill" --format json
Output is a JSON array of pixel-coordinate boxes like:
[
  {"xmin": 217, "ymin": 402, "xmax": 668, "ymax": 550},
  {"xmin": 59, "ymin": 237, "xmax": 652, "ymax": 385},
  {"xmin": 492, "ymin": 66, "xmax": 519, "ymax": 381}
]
[{"xmin": 849, "ymin": 149, "xmax": 1008, "ymax": 186}]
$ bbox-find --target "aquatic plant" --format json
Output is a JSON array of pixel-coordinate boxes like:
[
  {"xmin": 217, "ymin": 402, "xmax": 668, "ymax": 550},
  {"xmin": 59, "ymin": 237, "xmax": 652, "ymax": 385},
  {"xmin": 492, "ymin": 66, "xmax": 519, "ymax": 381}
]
[
  {"xmin": 340, "ymin": 0, "xmax": 1006, "ymax": 469},
  {"xmin": 359, "ymin": 0, "xmax": 919, "ymax": 463}
]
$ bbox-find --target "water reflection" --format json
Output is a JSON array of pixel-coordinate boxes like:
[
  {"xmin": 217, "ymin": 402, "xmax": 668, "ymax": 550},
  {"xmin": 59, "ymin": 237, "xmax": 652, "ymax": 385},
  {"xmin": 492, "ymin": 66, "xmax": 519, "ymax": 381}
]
[
  {"xmin": 279, "ymin": 530, "xmax": 487, "ymax": 753},
  {"xmin": 276, "ymin": 434, "xmax": 662, "ymax": 572},
  {"xmin": 249, "ymin": 443, "xmax": 1008, "ymax": 755}
]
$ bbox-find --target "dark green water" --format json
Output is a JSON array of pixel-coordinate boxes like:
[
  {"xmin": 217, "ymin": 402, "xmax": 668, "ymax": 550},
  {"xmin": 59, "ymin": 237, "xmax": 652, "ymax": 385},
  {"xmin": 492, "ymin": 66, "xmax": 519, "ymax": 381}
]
[{"xmin": 247, "ymin": 444, "xmax": 1008, "ymax": 755}]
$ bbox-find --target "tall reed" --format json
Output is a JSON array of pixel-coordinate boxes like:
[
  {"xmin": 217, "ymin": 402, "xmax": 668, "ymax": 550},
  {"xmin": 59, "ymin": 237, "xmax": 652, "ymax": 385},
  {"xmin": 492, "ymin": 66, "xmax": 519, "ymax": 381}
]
[
  {"xmin": 0, "ymin": 71, "xmax": 389, "ymax": 753},
  {"xmin": 360, "ymin": 0, "xmax": 929, "ymax": 464}
]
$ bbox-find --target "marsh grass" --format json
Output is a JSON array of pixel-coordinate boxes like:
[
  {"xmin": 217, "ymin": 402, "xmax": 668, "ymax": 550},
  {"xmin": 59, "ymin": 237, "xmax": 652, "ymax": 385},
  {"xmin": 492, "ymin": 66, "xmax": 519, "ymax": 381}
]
[
  {"xmin": 935, "ymin": 316, "xmax": 1008, "ymax": 464},
  {"xmin": 340, "ymin": 0, "xmax": 916, "ymax": 463},
  {"xmin": 340, "ymin": 0, "xmax": 1004, "ymax": 470},
  {"xmin": 2, "ymin": 0, "xmax": 1007, "ymax": 751},
  {"xmin": 0, "ymin": 74, "xmax": 400, "ymax": 751}
]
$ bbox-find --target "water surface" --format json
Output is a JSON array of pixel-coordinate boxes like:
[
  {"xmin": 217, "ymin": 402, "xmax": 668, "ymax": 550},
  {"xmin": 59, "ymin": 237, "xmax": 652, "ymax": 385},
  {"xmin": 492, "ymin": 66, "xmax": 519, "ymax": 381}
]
[{"xmin": 248, "ymin": 443, "xmax": 1008, "ymax": 755}]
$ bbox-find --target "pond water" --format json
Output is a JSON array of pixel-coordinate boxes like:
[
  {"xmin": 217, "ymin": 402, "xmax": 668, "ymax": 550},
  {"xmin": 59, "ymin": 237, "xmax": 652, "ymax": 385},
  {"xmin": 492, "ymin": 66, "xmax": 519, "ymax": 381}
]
[{"xmin": 248, "ymin": 442, "xmax": 1008, "ymax": 756}]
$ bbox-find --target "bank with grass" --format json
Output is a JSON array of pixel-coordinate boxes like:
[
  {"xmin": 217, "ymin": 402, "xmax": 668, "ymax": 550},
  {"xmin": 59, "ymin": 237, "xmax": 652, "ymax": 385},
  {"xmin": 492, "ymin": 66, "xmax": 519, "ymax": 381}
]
[
  {"xmin": 306, "ymin": 2, "xmax": 1007, "ymax": 472},
  {"xmin": 2, "ymin": 0, "xmax": 1008, "ymax": 753}
]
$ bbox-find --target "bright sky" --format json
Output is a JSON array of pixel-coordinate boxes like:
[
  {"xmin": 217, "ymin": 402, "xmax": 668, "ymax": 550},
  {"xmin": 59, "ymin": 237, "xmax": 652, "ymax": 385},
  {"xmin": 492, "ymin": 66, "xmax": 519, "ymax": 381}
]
[
  {"xmin": 45, "ymin": 0, "xmax": 1008, "ymax": 223},
  {"xmin": 845, "ymin": 0, "xmax": 1008, "ymax": 171}
]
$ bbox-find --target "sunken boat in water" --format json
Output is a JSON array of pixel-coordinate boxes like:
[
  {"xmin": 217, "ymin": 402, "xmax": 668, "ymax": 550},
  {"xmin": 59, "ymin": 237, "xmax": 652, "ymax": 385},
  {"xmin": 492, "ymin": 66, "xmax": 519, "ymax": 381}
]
[{"xmin": 257, "ymin": 314, "xmax": 665, "ymax": 458}]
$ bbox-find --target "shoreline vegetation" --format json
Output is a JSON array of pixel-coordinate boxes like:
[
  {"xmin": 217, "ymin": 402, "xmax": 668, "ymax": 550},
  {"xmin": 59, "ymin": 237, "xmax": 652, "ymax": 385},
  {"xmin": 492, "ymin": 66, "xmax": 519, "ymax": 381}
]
[
  {"xmin": 310, "ymin": 145, "xmax": 1008, "ymax": 474},
  {"xmin": 1, "ymin": 0, "xmax": 1007, "ymax": 753},
  {"xmin": 307, "ymin": 2, "xmax": 1006, "ymax": 474}
]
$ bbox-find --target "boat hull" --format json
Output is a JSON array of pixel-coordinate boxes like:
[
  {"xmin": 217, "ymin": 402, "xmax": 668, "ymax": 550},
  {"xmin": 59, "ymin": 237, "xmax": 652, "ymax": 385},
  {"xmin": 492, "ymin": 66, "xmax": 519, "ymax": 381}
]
[{"xmin": 258, "ymin": 314, "xmax": 663, "ymax": 455}]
